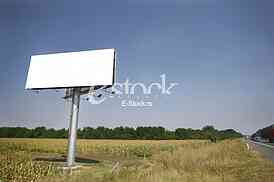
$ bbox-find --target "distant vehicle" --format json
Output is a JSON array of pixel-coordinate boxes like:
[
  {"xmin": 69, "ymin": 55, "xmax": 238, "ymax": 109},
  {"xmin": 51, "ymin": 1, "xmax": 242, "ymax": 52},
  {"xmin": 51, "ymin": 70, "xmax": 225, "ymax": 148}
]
[{"xmin": 252, "ymin": 136, "xmax": 269, "ymax": 143}]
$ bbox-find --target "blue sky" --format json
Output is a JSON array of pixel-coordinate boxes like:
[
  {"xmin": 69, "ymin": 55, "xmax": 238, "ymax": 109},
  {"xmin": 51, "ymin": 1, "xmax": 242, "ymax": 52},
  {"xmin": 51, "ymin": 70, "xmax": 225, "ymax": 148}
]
[{"xmin": 0, "ymin": 0, "xmax": 273, "ymax": 134}]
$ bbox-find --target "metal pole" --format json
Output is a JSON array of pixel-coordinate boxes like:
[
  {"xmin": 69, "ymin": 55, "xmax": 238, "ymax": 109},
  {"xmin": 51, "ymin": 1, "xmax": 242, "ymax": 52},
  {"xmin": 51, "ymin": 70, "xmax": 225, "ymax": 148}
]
[{"xmin": 67, "ymin": 88, "xmax": 81, "ymax": 167}]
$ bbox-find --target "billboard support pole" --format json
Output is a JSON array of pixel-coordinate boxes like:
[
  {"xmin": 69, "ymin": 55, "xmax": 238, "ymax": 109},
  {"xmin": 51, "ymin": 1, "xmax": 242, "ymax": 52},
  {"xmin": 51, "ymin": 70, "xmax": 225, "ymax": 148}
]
[{"xmin": 67, "ymin": 88, "xmax": 81, "ymax": 167}]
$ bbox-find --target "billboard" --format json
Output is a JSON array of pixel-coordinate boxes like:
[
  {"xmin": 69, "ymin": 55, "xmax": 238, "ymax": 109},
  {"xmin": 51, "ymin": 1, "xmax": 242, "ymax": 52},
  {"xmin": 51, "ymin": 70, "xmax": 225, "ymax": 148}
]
[{"xmin": 25, "ymin": 48, "xmax": 116, "ymax": 90}]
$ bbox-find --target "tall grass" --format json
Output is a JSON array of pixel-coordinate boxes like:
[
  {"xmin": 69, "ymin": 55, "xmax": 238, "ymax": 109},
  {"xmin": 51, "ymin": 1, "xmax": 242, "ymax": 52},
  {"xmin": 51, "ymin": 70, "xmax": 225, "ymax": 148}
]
[
  {"xmin": 0, "ymin": 138, "xmax": 208, "ymax": 158},
  {"xmin": 1, "ymin": 139, "xmax": 274, "ymax": 182},
  {"xmin": 46, "ymin": 140, "xmax": 274, "ymax": 182},
  {"xmin": 102, "ymin": 140, "xmax": 274, "ymax": 182},
  {"xmin": 0, "ymin": 139, "xmax": 207, "ymax": 182}
]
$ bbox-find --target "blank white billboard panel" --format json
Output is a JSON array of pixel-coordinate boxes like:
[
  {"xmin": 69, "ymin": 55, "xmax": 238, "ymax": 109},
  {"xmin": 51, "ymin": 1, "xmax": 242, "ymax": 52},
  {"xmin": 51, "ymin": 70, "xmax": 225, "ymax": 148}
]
[{"xmin": 25, "ymin": 48, "xmax": 116, "ymax": 89}]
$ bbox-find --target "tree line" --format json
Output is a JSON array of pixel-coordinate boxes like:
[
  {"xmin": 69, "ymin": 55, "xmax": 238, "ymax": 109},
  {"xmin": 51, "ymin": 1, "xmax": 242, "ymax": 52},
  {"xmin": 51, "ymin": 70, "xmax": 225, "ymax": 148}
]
[
  {"xmin": 0, "ymin": 125, "xmax": 242, "ymax": 141},
  {"xmin": 251, "ymin": 124, "xmax": 274, "ymax": 142}
]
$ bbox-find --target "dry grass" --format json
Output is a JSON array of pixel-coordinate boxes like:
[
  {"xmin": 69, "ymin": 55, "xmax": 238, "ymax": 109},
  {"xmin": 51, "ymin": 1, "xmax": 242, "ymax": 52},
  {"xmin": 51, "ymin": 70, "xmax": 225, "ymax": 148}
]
[
  {"xmin": 44, "ymin": 140, "xmax": 274, "ymax": 182},
  {"xmin": 1, "ymin": 139, "xmax": 274, "ymax": 182},
  {"xmin": 0, "ymin": 138, "xmax": 208, "ymax": 158}
]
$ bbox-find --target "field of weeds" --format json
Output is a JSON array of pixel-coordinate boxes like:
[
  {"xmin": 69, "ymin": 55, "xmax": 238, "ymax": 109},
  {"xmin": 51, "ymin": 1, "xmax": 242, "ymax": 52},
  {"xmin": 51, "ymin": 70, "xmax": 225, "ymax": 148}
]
[{"xmin": 0, "ymin": 139, "xmax": 273, "ymax": 182}]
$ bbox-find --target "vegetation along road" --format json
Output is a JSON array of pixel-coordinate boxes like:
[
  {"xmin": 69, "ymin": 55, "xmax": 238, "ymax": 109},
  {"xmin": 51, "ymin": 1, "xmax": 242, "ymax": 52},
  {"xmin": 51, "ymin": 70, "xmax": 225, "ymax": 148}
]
[{"xmin": 1, "ymin": 138, "xmax": 274, "ymax": 182}]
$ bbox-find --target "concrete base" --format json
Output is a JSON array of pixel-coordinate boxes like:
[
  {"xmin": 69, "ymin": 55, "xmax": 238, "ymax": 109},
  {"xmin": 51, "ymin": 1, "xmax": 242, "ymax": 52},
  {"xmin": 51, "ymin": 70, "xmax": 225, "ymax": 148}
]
[
  {"xmin": 60, "ymin": 165, "xmax": 82, "ymax": 170},
  {"xmin": 58, "ymin": 165, "xmax": 83, "ymax": 175}
]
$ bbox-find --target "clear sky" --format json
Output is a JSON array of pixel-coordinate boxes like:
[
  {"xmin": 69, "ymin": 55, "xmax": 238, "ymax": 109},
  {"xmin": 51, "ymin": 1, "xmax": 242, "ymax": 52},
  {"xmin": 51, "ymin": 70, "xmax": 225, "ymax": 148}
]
[{"xmin": 0, "ymin": 0, "xmax": 273, "ymax": 134}]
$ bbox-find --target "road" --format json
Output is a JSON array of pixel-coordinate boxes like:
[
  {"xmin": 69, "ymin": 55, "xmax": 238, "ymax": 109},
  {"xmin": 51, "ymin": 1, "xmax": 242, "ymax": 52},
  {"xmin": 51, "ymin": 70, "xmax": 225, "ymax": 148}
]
[{"xmin": 247, "ymin": 140, "xmax": 274, "ymax": 163}]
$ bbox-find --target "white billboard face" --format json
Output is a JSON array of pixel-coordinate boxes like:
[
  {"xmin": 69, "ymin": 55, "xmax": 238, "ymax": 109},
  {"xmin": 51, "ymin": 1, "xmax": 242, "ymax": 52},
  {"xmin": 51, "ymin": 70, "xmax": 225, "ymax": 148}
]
[{"xmin": 25, "ymin": 48, "xmax": 116, "ymax": 89}]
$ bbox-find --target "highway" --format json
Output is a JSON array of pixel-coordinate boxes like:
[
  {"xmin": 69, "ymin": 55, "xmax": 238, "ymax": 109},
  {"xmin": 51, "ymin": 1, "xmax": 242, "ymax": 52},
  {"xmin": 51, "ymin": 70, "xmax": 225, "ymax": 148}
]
[{"xmin": 247, "ymin": 140, "xmax": 274, "ymax": 163}]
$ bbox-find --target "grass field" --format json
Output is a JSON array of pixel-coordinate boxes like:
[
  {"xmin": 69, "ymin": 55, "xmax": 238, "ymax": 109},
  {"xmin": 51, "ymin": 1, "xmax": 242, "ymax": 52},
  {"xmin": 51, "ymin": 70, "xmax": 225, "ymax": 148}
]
[{"xmin": 0, "ymin": 139, "xmax": 274, "ymax": 182}]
